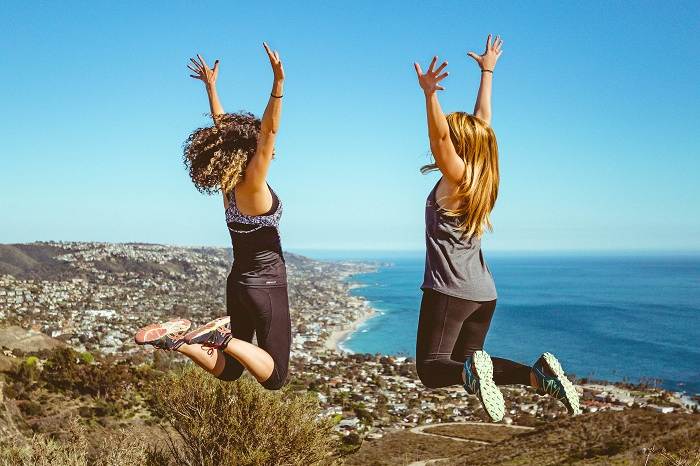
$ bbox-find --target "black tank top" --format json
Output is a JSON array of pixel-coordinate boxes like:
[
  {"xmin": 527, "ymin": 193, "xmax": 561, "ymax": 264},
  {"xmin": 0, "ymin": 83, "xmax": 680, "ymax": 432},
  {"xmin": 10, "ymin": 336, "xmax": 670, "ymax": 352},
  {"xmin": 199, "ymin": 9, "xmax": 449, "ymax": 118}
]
[{"xmin": 225, "ymin": 186, "xmax": 286, "ymax": 287}]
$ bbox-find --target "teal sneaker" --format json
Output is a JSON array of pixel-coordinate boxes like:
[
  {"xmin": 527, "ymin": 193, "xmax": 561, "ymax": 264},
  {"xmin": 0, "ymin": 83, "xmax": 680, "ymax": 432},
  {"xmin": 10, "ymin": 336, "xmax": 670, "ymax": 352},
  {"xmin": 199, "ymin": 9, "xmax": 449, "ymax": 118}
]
[
  {"xmin": 463, "ymin": 350, "xmax": 505, "ymax": 422},
  {"xmin": 532, "ymin": 352, "xmax": 581, "ymax": 415}
]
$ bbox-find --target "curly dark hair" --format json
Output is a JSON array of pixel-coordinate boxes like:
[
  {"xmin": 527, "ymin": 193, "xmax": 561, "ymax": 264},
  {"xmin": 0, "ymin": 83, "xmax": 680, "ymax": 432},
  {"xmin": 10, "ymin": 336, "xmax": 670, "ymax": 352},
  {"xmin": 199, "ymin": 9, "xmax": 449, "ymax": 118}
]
[{"xmin": 183, "ymin": 112, "xmax": 261, "ymax": 195}]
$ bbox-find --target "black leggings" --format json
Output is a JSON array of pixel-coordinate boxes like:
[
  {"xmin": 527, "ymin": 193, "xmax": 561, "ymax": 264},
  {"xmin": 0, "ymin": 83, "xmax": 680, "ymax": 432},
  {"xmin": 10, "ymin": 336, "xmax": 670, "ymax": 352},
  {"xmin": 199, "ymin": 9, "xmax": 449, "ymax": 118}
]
[
  {"xmin": 217, "ymin": 280, "xmax": 291, "ymax": 390},
  {"xmin": 416, "ymin": 289, "xmax": 531, "ymax": 388}
]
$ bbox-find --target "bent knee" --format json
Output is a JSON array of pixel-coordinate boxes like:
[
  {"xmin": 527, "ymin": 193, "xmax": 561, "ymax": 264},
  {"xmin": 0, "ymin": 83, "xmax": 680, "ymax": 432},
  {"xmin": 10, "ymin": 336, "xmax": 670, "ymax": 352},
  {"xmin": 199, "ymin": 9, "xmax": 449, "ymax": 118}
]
[
  {"xmin": 416, "ymin": 361, "xmax": 438, "ymax": 389},
  {"xmin": 261, "ymin": 377, "xmax": 286, "ymax": 391},
  {"xmin": 216, "ymin": 364, "xmax": 244, "ymax": 382}
]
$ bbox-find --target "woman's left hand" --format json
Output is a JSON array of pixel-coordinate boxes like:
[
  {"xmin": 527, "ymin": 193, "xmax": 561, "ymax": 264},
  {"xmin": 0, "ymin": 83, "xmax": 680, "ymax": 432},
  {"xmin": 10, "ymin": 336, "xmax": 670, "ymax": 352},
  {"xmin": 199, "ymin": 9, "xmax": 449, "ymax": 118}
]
[
  {"xmin": 467, "ymin": 34, "xmax": 503, "ymax": 72},
  {"xmin": 263, "ymin": 42, "xmax": 284, "ymax": 81}
]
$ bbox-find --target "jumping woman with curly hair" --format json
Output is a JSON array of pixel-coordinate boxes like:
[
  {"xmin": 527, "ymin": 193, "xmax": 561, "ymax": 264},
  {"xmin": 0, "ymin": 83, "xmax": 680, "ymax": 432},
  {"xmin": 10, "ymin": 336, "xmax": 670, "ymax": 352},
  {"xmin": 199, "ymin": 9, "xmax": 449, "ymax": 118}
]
[
  {"xmin": 134, "ymin": 43, "xmax": 290, "ymax": 390},
  {"xmin": 413, "ymin": 35, "xmax": 581, "ymax": 420}
]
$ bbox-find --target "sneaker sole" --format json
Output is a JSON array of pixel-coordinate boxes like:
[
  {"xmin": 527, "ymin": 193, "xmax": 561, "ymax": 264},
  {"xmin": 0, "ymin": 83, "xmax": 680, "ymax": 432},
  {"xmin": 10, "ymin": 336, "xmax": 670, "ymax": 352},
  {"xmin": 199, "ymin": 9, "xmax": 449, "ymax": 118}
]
[
  {"xmin": 184, "ymin": 316, "xmax": 231, "ymax": 345},
  {"xmin": 542, "ymin": 352, "xmax": 581, "ymax": 415},
  {"xmin": 135, "ymin": 319, "xmax": 191, "ymax": 345},
  {"xmin": 472, "ymin": 350, "xmax": 505, "ymax": 422}
]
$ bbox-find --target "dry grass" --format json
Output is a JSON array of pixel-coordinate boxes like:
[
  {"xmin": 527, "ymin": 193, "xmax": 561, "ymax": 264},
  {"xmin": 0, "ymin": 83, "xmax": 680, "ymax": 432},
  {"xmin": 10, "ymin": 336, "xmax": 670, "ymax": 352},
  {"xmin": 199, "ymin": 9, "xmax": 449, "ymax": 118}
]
[
  {"xmin": 342, "ymin": 430, "xmax": 476, "ymax": 466},
  {"xmin": 0, "ymin": 421, "xmax": 167, "ymax": 466},
  {"xmin": 441, "ymin": 409, "xmax": 700, "ymax": 465},
  {"xmin": 150, "ymin": 366, "xmax": 338, "ymax": 466},
  {"xmin": 423, "ymin": 424, "xmax": 523, "ymax": 443}
]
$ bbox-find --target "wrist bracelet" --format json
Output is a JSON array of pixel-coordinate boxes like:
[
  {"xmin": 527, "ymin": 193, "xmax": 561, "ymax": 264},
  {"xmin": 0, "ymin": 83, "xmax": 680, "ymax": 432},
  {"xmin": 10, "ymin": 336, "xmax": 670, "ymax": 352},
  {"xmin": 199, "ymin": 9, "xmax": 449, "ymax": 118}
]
[
  {"xmin": 271, "ymin": 93, "xmax": 283, "ymax": 98},
  {"xmin": 481, "ymin": 69, "xmax": 493, "ymax": 74}
]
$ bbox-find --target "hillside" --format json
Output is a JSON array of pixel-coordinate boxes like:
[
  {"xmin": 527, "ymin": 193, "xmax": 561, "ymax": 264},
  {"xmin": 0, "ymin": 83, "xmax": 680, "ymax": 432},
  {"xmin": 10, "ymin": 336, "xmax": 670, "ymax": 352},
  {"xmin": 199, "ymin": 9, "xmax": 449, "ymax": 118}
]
[
  {"xmin": 348, "ymin": 411, "xmax": 699, "ymax": 465},
  {"xmin": 0, "ymin": 242, "xmax": 317, "ymax": 281}
]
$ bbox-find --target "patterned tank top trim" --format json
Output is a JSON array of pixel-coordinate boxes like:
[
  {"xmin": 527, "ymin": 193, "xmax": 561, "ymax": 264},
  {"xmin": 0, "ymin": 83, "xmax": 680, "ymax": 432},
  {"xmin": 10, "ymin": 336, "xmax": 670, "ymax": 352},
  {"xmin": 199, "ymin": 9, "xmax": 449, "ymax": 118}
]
[{"xmin": 225, "ymin": 186, "xmax": 283, "ymax": 234}]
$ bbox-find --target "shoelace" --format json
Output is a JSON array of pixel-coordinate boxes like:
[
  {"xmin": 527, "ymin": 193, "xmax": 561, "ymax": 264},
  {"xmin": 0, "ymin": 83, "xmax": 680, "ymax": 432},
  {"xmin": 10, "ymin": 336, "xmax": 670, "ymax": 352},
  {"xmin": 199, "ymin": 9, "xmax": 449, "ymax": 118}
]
[
  {"xmin": 201, "ymin": 325, "xmax": 231, "ymax": 348},
  {"xmin": 543, "ymin": 379, "xmax": 562, "ymax": 399}
]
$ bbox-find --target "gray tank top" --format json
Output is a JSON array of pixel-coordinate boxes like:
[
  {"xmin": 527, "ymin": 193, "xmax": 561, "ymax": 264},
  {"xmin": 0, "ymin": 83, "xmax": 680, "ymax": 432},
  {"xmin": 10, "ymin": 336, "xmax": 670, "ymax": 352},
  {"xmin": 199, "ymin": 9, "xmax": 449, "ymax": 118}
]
[{"xmin": 421, "ymin": 179, "xmax": 497, "ymax": 301}]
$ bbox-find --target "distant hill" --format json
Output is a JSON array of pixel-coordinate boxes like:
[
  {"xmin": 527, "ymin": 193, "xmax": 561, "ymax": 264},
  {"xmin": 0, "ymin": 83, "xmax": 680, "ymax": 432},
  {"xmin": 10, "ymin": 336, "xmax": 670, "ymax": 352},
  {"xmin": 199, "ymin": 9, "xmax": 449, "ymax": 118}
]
[
  {"xmin": 0, "ymin": 242, "xmax": 321, "ymax": 281},
  {"xmin": 0, "ymin": 243, "xmax": 78, "ymax": 280}
]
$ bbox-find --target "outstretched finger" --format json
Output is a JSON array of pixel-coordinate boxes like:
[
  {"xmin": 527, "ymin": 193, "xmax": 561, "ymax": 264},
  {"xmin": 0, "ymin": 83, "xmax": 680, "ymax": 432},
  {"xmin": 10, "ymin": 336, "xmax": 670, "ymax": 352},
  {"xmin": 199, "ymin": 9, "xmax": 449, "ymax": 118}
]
[
  {"xmin": 467, "ymin": 51, "xmax": 480, "ymax": 62},
  {"xmin": 263, "ymin": 42, "xmax": 274, "ymax": 59},
  {"xmin": 413, "ymin": 62, "xmax": 423, "ymax": 77},
  {"xmin": 189, "ymin": 74, "xmax": 201, "ymax": 79},
  {"xmin": 197, "ymin": 54, "xmax": 209, "ymax": 70},
  {"xmin": 436, "ymin": 72, "xmax": 449, "ymax": 81},
  {"xmin": 274, "ymin": 51, "xmax": 280, "ymax": 62},
  {"xmin": 436, "ymin": 85, "xmax": 445, "ymax": 91},
  {"xmin": 212, "ymin": 60, "xmax": 219, "ymax": 74},
  {"xmin": 434, "ymin": 61, "xmax": 448, "ymax": 75},
  {"xmin": 197, "ymin": 54, "xmax": 211, "ymax": 70},
  {"xmin": 494, "ymin": 35, "xmax": 501, "ymax": 51},
  {"xmin": 485, "ymin": 33, "xmax": 492, "ymax": 51},
  {"xmin": 189, "ymin": 58, "xmax": 202, "ymax": 71},
  {"xmin": 187, "ymin": 64, "xmax": 199, "ymax": 74},
  {"xmin": 427, "ymin": 56, "xmax": 438, "ymax": 73}
]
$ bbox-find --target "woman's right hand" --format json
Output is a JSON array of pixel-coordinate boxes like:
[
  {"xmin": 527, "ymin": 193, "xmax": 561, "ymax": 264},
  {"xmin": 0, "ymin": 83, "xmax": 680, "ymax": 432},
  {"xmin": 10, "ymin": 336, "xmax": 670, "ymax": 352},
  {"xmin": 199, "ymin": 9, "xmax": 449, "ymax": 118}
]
[
  {"xmin": 188, "ymin": 54, "xmax": 219, "ymax": 88},
  {"xmin": 414, "ymin": 56, "xmax": 449, "ymax": 96}
]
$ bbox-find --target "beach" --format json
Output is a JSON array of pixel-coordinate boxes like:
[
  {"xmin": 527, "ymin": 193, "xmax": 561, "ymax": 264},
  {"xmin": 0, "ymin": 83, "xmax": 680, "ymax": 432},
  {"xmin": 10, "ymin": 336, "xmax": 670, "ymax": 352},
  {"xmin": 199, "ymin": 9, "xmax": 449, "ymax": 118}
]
[{"xmin": 324, "ymin": 305, "xmax": 376, "ymax": 352}]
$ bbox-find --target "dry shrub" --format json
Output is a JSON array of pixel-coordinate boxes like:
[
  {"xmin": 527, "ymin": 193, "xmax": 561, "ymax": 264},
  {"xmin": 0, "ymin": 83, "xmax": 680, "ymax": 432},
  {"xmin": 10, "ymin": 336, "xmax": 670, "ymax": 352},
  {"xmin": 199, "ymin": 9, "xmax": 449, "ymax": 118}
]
[
  {"xmin": 150, "ymin": 366, "xmax": 337, "ymax": 466},
  {"xmin": 0, "ymin": 421, "xmax": 168, "ymax": 466},
  {"xmin": 0, "ymin": 432, "xmax": 87, "ymax": 466}
]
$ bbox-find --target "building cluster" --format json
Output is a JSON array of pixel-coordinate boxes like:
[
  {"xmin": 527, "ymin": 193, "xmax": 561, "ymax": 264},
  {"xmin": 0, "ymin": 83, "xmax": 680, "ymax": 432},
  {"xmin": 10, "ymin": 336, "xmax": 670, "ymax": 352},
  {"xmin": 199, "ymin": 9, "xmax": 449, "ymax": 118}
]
[{"xmin": 0, "ymin": 241, "xmax": 695, "ymax": 440}]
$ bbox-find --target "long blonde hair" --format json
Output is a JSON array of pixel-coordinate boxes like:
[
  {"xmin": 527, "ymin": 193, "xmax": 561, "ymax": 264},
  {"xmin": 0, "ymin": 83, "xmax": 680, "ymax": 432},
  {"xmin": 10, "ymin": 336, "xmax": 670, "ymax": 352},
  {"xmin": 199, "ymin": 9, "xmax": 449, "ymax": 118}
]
[{"xmin": 421, "ymin": 112, "xmax": 499, "ymax": 238}]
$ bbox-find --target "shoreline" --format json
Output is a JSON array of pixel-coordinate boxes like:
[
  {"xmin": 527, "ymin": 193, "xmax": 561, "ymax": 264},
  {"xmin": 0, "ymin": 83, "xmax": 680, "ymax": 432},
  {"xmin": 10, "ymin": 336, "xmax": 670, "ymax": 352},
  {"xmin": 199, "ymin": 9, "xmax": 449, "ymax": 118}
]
[
  {"xmin": 324, "ymin": 273, "xmax": 381, "ymax": 353},
  {"xmin": 324, "ymin": 306, "xmax": 377, "ymax": 353}
]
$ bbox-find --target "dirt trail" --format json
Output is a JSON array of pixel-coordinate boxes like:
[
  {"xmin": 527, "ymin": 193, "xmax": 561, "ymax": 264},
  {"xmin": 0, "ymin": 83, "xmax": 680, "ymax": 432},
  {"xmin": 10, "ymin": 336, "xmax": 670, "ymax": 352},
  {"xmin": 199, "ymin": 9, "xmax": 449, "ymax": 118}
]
[{"xmin": 407, "ymin": 422, "xmax": 534, "ymax": 466}]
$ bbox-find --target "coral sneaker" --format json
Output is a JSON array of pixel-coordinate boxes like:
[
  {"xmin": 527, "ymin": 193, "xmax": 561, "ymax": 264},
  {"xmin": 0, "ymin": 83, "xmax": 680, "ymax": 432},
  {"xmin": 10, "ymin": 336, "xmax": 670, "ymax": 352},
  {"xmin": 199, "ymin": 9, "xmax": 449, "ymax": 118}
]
[
  {"xmin": 134, "ymin": 318, "xmax": 191, "ymax": 351},
  {"xmin": 463, "ymin": 350, "xmax": 505, "ymax": 422},
  {"xmin": 183, "ymin": 316, "xmax": 232, "ymax": 349},
  {"xmin": 532, "ymin": 352, "xmax": 581, "ymax": 415}
]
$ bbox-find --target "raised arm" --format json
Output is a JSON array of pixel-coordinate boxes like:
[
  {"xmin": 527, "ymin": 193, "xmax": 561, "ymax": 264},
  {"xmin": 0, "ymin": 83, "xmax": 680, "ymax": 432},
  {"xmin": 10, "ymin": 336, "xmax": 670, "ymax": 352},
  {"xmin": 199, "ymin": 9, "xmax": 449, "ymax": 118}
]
[
  {"xmin": 188, "ymin": 54, "xmax": 223, "ymax": 125},
  {"xmin": 240, "ymin": 42, "xmax": 284, "ymax": 190},
  {"xmin": 414, "ymin": 57, "xmax": 465, "ymax": 184},
  {"xmin": 467, "ymin": 34, "xmax": 503, "ymax": 126}
]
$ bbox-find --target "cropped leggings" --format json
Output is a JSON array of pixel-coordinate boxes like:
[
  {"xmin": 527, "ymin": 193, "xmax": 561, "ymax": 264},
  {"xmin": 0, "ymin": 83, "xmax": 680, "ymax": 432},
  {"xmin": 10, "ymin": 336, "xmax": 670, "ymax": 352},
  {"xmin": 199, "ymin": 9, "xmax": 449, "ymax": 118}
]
[
  {"xmin": 416, "ymin": 289, "xmax": 531, "ymax": 388},
  {"xmin": 217, "ymin": 279, "xmax": 291, "ymax": 390}
]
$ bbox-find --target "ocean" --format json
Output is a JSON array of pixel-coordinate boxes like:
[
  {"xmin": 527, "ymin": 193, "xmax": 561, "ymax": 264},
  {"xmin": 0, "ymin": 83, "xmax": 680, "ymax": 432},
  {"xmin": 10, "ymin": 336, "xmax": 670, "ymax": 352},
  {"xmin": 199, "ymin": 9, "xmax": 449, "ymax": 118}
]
[{"xmin": 298, "ymin": 251, "xmax": 700, "ymax": 394}]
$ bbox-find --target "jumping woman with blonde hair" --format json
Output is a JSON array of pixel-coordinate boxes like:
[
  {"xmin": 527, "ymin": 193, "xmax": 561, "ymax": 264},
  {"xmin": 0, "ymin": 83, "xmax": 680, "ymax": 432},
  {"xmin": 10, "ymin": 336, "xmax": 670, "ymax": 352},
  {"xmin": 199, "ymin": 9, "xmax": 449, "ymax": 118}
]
[
  {"xmin": 413, "ymin": 35, "xmax": 580, "ymax": 421},
  {"xmin": 134, "ymin": 43, "xmax": 290, "ymax": 390}
]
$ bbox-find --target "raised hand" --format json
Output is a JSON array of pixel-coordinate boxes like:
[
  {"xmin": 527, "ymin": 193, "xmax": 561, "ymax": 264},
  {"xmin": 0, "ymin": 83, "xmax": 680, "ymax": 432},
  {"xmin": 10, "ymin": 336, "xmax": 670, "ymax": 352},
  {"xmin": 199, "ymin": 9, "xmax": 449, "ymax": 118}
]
[
  {"xmin": 188, "ymin": 54, "xmax": 219, "ymax": 87},
  {"xmin": 467, "ymin": 34, "xmax": 503, "ymax": 72},
  {"xmin": 263, "ymin": 42, "xmax": 284, "ymax": 81},
  {"xmin": 414, "ymin": 56, "xmax": 449, "ymax": 95}
]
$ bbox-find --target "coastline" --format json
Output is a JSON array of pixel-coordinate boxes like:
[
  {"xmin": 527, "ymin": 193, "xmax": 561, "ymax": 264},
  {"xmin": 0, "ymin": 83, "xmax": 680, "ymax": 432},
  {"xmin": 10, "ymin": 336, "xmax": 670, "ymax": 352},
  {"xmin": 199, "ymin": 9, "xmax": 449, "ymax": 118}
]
[
  {"xmin": 324, "ymin": 279, "xmax": 381, "ymax": 353},
  {"xmin": 324, "ymin": 305, "xmax": 376, "ymax": 353}
]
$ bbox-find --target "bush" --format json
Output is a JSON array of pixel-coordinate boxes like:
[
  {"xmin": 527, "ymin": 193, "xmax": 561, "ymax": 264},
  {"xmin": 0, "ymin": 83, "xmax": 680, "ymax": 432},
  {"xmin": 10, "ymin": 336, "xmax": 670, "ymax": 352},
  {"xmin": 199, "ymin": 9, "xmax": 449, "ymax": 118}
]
[
  {"xmin": 150, "ymin": 366, "xmax": 337, "ymax": 466},
  {"xmin": 0, "ymin": 421, "xmax": 168, "ymax": 466},
  {"xmin": 0, "ymin": 425, "xmax": 88, "ymax": 466},
  {"xmin": 42, "ymin": 348, "xmax": 134, "ymax": 400},
  {"xmin": 79, "ymin": 352, "xmax": 94, "ymax": 364},
  {"xmin": 18, "ymin": 400, "xmax": 44, "ymax": 417},
  {"xmin": 15, "ymin": 358, "xmax": 39, "ymax": 384}
]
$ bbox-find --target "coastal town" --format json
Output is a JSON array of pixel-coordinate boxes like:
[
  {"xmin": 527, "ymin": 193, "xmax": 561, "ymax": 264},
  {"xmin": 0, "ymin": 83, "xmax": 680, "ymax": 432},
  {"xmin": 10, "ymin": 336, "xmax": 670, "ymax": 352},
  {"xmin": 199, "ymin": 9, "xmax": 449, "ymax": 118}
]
[{"xmin": 0, "ymin": 241, "xmax": 696, "ymax": 441}]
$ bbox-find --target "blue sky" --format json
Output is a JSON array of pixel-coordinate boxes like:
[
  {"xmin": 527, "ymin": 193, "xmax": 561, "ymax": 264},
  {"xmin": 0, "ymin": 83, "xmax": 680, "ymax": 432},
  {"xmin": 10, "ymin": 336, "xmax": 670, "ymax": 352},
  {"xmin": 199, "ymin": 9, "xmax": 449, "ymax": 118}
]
[{"xmin": 1, "ymin": 1, "xmax": 698, "ymax": 251}]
